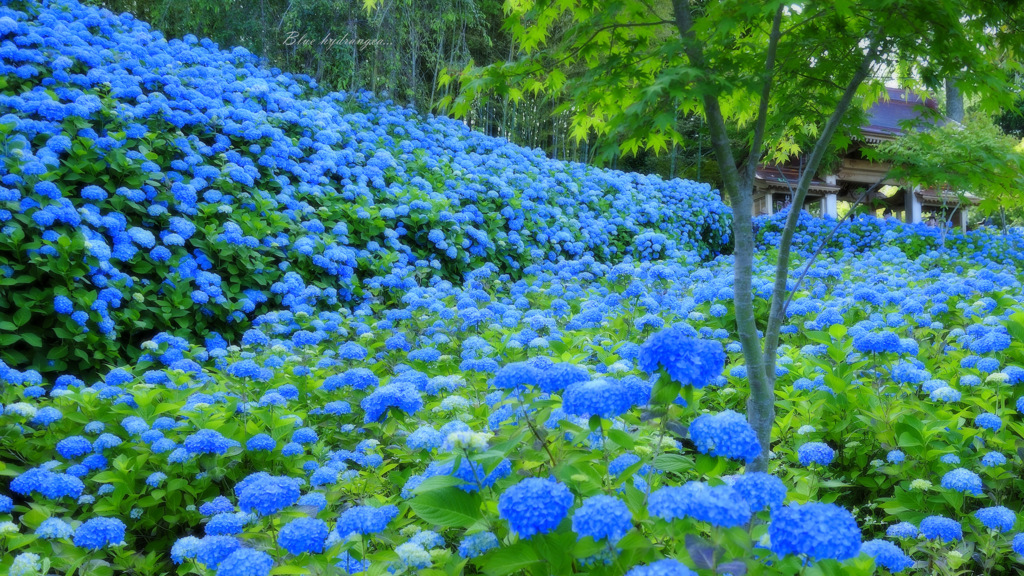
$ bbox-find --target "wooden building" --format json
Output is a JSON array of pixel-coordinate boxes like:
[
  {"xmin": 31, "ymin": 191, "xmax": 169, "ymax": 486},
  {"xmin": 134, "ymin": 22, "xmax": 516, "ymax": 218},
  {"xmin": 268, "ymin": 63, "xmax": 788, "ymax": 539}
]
[{"xmin": 751, "ymin": 87, "xmax": 976, "ymax": 231}]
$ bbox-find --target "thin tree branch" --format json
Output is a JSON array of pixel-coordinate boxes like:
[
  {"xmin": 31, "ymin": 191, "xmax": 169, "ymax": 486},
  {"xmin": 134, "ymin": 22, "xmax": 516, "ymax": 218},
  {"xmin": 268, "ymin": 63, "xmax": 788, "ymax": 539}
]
[
  {"xmin": 780, "ymin": 177, "xmax": 887, "ymax": 316},
  {"xmin": 742, "ymin": 4, "xmax": 785, "ymax": 187},
  {"xmin": 762, "ymin": 31, "xmax": 885, "ymax": 380}
]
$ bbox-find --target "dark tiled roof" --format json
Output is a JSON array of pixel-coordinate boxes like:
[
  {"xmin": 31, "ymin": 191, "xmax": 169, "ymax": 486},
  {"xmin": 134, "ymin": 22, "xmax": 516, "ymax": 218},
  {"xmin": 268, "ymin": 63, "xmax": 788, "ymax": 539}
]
[
  {"xmin": 877, "ymin": 187, "xmax": 980, "ymax": 207},
  {"xmin": 861, "ymin": 87, "xmax": 943, "ymax": 140},
  {"xmin": 754, "ymin": 163, "xmax": 839, "ymax": 193}
]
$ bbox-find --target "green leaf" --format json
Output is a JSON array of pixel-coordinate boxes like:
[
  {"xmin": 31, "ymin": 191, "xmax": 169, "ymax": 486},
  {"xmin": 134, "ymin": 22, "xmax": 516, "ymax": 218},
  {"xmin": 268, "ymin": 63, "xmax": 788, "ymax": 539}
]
[
  {"xmin": 269, "ymin": 566, "xmax": 312, "ymax": 574},
  {"xmin": 411, "ymin": 474, "xmax": 464, "ymax": 494},
  {"xmin": 650, "ymin": 375, "xmax": 681, "ymax": 406},
  {"xmin": 652, "ymin": 454, "xmax": 693, "ymax": 474},
  {"xmin": 12, "ymin": 307, "xmax": 31, "ymax": 327},
  {"xmin": 607, "ymin": 429, "xmax": 635, "ymax": 449},
  {"xmin": 408, "ymin": 487, "xmax": 482, "ymax": 528},
  {"xmin": 482, "ymin": 542, "xmax": 541, "ymax": 576},
  {"xmin": 1006, "ymin": 317, "xmax": 1024, "ymax": 344}
]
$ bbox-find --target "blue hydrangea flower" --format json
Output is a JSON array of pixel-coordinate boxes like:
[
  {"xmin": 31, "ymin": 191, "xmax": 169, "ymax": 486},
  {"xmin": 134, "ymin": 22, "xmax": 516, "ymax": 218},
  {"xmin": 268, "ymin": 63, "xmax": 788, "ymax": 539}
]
[
  {"xmin": 216, "ymin": 548, "xmax": 273, "ymax": 576},
  {"xmin": 562, "ymin": 378, "xmax": 636, "ymax": 418},
  {"xmin": 56, "ymin": 436, "xmax": 93, "ymax": 459},
  {"xmin": 886, "ymin": 522, "xmax": 918, "ymax": 539},
  {"xmin": 9, "ymin": 553, "xmax": 41, "ymax": 576},
  {"xmin": 572, "ymin": 495, "xmax": 632, "ymax": 543},
  {"xmin": 278, "ymin": 517, "xmax": 328, "ymax": 554},
  {"xmin": 498, "ymin": 477, "xmax": 574, "ymax": 539},
  {"xmin": 920, "ymin": 515, "xmax": 962, "ymax": 542},
  {"xmin": 1013, "ymin": 532, "xmax": 1024, "ymax": 556},
  {"xmin": 292, "ymin": 427, "xmax": 318, "ymax": 444},
  {"xmin": 974, "ymin": 412, "xmax": 1002, "ymax": 431},
  {"xmin": 73, "ymin": 517, "xmax": 126, "ymax": 550},
  {"xmin": 886, "ymin": 449, "xmax": 905, "ymax": 464},
  {"xmin": 648, "ymin": 482, "xmax": 751, "ymax": 528},
  {"xmin": 797, "ymin": 442, "xmax": 835, "ymax": 466},
  {"xmin": 852, "ymin": 331, "xmax": 901, "ymax": 354},
  {"xmin": 624, "ymin": 559, "xmax": 698, "ymax": 576},
  {"xmin": 200, "ymin": 496, "xmax": 235, "ymax": 516},
  {"xmin": 395, "ymin": 542, "xmax": 432, "ymax": 569},
  {"xmin": 184, "ymin": 429, "xmax": 240, "ymax": 455},
  {"xmin": 36, "ymin": 517, "xmax": 74, "ymax": 539},
  {"xmin": 940, "ymin": 468, "xmax": 983, "ymax": 495},
  {"xmin": 361, "ymin": 383, "xmax": 423, "ymax": 422},
  {"xmin": 974, "ymin": 506, "xmax": 1015, "ymax": 532},
  {"xmin": 206, "ymin": 513, "xmax": 246, "ymax": 536},
  {"xmin": 54, "ymin": 295, "xmax": 73, "ymax": 314},
  {"xmin": 410, "ymin": 530, "xmax": 445, "ymax": 549},
  {"xmin": 729, "ymin": 472, "xmax": 786, "ymax": 512},
  {"xmin": 407, "ymin": 426, "xmax": 444, "ymax": 451},
  {"xmin": 237, "ymin": 474, "xmax": 300, "ymax": 516},
  {"xmin": 10, "ymin": 467, "xmax": 84, "ymax": 500},
  {"xmin": 769, "ymin": 503, "xmax": 861, "ymax": 561},
  {"xmin": 689, "ymin": 410, "xmax": 761, "ymax": 462},
  {"xmin": 30, "ymin": 406, "xmax": 63, "ymax": 427},
  {"xmin": 458, "ymin": 531, "xmax": 499, "ymax": 558},
  {"xmin": 860, "ymin": 539, "xmax": 913, "ymax": 573},
  {"xmin": 195, "ymin": 536, "xmax": 243, "ymax": 568},
  {"xmin": 638, "ymin": 328, "xmax": 725, "ymax": 388},
  {"xmin": 929, "ymin": 386, "xmax": 961, "ymax": 403},
  {"xmin": 981, "ymin": 452, "xmax": 1006, "ymax": 467},
  {"xmin": 246, "ymin": 434, "xmax": 275, "ymax": 451},
  {"xmin": 535, "ymin": 363, "xmax": 590, "ymax": 393},
  {"xmin": 336, "ymin": 504, "xmax": 400, "ymax": 537}
]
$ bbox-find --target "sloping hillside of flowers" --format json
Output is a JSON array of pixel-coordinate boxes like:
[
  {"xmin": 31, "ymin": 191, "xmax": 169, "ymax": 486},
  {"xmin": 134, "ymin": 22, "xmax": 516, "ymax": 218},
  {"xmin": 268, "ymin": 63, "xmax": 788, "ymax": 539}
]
[
  {"xmin": 0, "ymin": 0, "xmax": 730, "ymax": 374},
  {"xmin": 5, "ymin": 2, "xmax": 1024, "ymax": 576}
]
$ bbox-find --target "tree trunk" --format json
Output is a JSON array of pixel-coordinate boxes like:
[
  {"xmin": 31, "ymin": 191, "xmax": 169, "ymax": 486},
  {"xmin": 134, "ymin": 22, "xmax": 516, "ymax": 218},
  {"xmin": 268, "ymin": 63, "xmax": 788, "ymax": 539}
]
[
  {"xmin": 673, "ymin": 0, "xmax": 775, "ymax": 471},
  {"xmin": 349, "ymin": 1, "xmax": 359, "ymax": 93},
  {"xmin": 407, "ymin": 1, "xmax": 419, "ymax": 108},
  {"xmin": 945, "ymin": 78, "xmax": 964, "ymax": 123}
]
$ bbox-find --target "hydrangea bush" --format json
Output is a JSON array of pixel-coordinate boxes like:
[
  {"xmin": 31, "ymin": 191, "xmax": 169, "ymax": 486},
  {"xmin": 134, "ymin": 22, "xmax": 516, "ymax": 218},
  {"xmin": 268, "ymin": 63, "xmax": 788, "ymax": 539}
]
[
  {"xmin": 0, "ymin": 0, "xmax": 731, "ymax": 374},
  {"xmin": 2, "ymin": 1, "xmax": 1024, "ymax": 576}
]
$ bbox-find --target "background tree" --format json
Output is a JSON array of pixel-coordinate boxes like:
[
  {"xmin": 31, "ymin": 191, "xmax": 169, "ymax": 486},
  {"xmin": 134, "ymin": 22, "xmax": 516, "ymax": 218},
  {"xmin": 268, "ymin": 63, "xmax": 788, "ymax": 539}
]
[
  {"xmin": 444, "ymin": 0, "xmax": 1020, "ymax": 471},
  {"xmin": 90, "ymin": 0, "xmax": 732, "ymax": 186},
  {"xmin": 873, "ymin": 114, "xmax": 1024, "ymax": 228}
]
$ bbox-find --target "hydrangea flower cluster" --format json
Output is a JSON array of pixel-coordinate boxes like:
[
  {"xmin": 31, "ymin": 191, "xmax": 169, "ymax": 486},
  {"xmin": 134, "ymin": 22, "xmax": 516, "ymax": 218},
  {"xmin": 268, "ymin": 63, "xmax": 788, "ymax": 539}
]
[
  {"xmin": 688, "ymin": 409, "xmax": 761, "ymax": 462},
  {"xmin": 497, "ymin": 478, "xmax": 574, "ymax": 539}
]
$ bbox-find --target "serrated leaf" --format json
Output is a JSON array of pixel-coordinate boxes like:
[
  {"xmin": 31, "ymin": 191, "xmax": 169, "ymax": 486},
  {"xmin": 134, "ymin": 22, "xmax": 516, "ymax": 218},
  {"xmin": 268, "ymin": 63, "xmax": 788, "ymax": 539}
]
[
  {"xmin": 408, "ymin": 487, "xmax": 482, "ymax": 528},
  {"xmin": 412, "ymin": 474, "xmax": 465, "ymax": 494},
  {"xmin": 652, "ymin": 453, "xmax": 693, "ymax": 473},
  {"xmin": 482, "ymin": 542, "xmax": 541, "ymax": 576},
  {"xmin": 1006, "ymin": 320, "xmax": 1024, "ymax": 344}
]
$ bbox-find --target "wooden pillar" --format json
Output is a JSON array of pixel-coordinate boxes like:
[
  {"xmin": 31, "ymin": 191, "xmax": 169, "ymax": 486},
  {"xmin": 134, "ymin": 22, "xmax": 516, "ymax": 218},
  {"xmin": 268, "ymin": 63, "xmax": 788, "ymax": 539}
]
[
  {"xmin": 905, "ymin": 187, "xmax": 922, "ymax": 224},
  {"xmin": 823, "ymin": 193, "xmax": 838, "ymax": 218}
]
